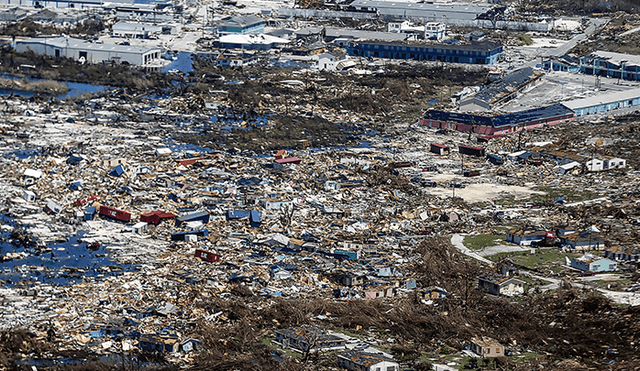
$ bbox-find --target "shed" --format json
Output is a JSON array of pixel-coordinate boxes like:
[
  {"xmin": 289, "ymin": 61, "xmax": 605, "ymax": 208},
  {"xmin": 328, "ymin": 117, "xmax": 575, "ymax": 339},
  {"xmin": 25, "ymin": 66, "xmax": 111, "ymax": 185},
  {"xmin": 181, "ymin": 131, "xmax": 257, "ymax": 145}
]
[
  {"xmin": 459, "ymin": 144, "xmax": 485, "ymax": 157},
  {"xmin": 84, "ymin": 206, "xmax": 97, "ymax": 221},
  {"xmin": 132, "ymin": 222, "xmax": 148, "ymax": 234},
  {"xmin": 23, "ymin": 190, "xmax": 36, "ymax": 202},
  {"xmin": 250, "ymin": 210, "xmax": 262, "ymax": 228},
  {"xmin": 470, "ymin": 336, "xmax": 504, "ymax": 357},
  {"xmin": 430, "ymin": 143, "xmax": 450, "ymax": 156}
]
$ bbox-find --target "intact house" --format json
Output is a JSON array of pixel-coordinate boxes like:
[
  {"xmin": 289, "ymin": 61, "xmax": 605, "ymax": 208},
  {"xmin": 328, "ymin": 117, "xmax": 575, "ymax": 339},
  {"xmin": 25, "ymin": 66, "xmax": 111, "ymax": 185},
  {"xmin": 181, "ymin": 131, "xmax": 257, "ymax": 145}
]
[
  {"xmin": 16, "ymin": 36, "xmax": 160, "ymax": 66},
  {"xmin": 338, "ymin": 350, "xmax": 399, "ymax": 371},
  {"xmin": 470, "ymin": 336, "xmax": 504, "ymax": 358},
  {"xmin": 570, "ymin": 254, "xmax": 617, "ymax": 272},
  {"xmin": 507, "ymin": 228, "xmax": 553, "ymax": 246},
  {"xmin": 477, "ymin": 272, "xmax": 525, "ymax": 297},
  {"xmin": 316, "ymin": 51, "xmax": 353, "ymax": 71},
  {"xmin": 561, "ymin": 231, "xmax": 605, "ymax": 251},
  {"xmin": 275, "ymin": 326, "xmax": 345, "ymax": 351}
]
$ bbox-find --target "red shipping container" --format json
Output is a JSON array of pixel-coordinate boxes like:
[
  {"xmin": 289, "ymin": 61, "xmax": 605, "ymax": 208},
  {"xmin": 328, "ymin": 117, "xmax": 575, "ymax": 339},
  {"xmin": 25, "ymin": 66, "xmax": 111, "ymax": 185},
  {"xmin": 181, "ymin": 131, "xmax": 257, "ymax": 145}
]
[
  {"xmin": 195, "ymin": 249, "xmax": 220, "ymax": 262},
  {"xmin": 99, "ymin": 205, "xmax": 131, "ymax": 222}
]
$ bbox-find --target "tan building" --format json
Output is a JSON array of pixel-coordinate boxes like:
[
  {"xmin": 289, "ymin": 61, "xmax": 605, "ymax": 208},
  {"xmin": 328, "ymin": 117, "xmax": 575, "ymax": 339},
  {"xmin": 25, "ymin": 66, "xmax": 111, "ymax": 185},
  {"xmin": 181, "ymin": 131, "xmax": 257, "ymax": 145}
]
[{"xmin": 471, "ymin": 336, "xmax": 504, "ymax": 357}]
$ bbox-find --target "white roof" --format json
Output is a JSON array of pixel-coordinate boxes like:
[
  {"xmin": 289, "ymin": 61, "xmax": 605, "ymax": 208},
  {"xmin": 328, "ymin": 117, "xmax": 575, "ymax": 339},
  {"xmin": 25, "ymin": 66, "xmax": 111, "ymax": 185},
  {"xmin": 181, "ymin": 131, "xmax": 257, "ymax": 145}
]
[
  {"xmin": 563, "ymin": 87, "xmax": 640, "ymax": 110},
  {"xmin": 18, "ymin": 36, "xmax": 159, "ymax": 54},
  {"xmin": 559, "ymin": 161, "xmax": 581, "ymax": 169},
  {"xmin": 113, "ymin": 21, "xmax": 162, "ymax": 33},
  {"xmin": 218, "ymin": 33, "xmax": 289, "ymax": 46},
  {"xmin": 24, "ymin": 169, "xmax": 43, "ymax": 178},
  {"xmin": 590, "ymin": 50, "xmax": 640, "ymax": 67}
]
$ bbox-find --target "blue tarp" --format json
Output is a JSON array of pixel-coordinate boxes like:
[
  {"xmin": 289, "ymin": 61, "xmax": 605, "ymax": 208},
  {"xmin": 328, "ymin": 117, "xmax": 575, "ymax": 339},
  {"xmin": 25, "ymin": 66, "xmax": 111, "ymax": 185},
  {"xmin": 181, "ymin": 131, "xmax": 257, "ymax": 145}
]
[{"xmin": 250, "ymin": 210, "xmax": 261, "ymax": 228}]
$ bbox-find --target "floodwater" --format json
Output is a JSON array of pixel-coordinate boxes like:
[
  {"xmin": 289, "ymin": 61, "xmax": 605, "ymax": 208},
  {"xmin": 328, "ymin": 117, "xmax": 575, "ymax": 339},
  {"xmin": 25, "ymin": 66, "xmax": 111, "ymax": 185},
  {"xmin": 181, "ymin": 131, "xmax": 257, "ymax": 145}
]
[
  {"xmin": 0, "ymin": 73, "xmax": 106, "ymax": 99},
  {"xmin": 0, "ymin": 214, "xmax": 135, "ymax": 287}
]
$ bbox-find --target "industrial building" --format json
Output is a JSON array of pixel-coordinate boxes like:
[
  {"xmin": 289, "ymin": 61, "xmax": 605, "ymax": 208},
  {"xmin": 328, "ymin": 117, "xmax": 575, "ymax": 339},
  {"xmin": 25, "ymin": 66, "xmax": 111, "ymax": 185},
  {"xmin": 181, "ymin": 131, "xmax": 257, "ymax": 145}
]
[
  {"xmin": 563, "ymin": 87, "xmax": 640, "ymax": 116},
  {"xmin": 459, "ymin": 67, "xmax": 543, "ymax": 111},
  {"xmin": 15, "ymin": 36, "xmax": 161, "ymax": 66},
  {"xmin": 579, "ymin": 51, "xmax": 640, "ymax": 81},
  {"xmin": 420, "ymin": 104, "xmax": 574, "ymax": 135},
  {"xmin": 215, "ymin": 33, "xmax": 289, "ymax": 50},
  {"xmin": 347, "ymin": 39, "xmax": 503, "ymax": 65},
  {"xmin": 217, "ymin": 15, "xmax": 264, "ymax": 36}
]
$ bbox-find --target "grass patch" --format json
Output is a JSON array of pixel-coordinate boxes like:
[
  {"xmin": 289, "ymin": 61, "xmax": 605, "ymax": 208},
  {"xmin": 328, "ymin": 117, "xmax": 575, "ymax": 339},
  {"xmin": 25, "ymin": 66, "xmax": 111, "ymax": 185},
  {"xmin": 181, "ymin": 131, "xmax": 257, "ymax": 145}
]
[
  {"xmin": 519, "ymin": 34, "xmax": 533, "ymax": 45},
  {"xmin": 489, "ymin": 248, "xmax": 579, "ymax": 269},
  {"xmin": 464, "ymin": 234, "xmax": 506, "ymax": 250},
  {"xmin": 494, "ymin": 186, "xmax": 598, "ymax": 207}
]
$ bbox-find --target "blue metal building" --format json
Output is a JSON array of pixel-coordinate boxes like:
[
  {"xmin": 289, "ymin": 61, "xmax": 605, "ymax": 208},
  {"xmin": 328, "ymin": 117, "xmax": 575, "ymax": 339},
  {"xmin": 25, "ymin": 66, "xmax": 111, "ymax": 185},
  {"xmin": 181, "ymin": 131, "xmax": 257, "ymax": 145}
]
[
  {"xmin": 579, "ymin": 51, "xmax": 640, "ymax": 81},
  {"xmin": 347, "ymin": 40, "xmax": 503, "ymax": 65}
]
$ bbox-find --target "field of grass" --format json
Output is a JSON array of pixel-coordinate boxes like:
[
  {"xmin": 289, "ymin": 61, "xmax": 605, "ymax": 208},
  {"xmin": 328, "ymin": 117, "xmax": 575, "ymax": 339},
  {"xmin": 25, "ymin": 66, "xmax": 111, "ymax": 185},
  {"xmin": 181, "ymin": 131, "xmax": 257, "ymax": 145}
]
[
  {"xmin": 495, "ymin": 186, "xmax": 598, "ymax": 207},
  {"xmin": 489, "ymin": 248, "xmax": 579, "ymax": 269},
  {"xmin": 464, "ymin": 234, "xmax": 506, "ymax": 250}
]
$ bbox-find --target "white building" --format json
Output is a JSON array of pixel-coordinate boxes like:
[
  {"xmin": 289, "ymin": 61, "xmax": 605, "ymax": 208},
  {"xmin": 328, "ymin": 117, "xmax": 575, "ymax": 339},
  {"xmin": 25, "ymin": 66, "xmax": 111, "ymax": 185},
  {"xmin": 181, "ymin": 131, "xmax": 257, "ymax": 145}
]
[
  {"xmin": 387, "ymin": 21, "xmax": 446, "ymax": 40},
  {"xmin": 599, "ymin": 156, "xmax": 626, "ymax": 169},
  {"xmin": 16, "ymin": 36, "xmax": 160, "ymax": 66},
  {"xmin": 585, "ymin": 158, "xmax": 604, "ymax": 172},
  {"xmin": 112, "ymin": 21, "xmax": 163, "ymax": 39}
]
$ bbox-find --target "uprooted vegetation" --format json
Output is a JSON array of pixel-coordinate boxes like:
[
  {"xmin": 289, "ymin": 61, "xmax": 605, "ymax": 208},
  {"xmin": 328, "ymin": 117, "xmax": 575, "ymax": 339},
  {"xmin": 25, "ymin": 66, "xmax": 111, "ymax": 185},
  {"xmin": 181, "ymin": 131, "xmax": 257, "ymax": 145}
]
[
  {"xmin": 571, "ymin": 14, "xmax": 640, "ymax": 55},
  {"xmin": 189, "ymin": 237, "xmax": 640, "ymax": 370}
]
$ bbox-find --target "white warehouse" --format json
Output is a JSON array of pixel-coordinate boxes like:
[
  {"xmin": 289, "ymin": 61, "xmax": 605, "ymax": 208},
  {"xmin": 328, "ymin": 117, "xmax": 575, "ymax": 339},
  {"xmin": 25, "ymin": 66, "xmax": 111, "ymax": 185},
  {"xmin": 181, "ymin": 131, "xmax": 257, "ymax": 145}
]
[{"xmin": 15, "ymin": 36, "xmax": 160, "ymax": 66}]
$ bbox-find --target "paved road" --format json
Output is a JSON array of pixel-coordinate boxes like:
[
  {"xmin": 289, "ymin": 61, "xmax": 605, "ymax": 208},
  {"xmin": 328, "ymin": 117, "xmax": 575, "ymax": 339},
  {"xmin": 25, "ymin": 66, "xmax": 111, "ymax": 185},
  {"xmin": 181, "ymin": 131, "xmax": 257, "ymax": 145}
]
[{"xmin": 451, "ymin": 234, "xmax": 493, "ymax": 264}]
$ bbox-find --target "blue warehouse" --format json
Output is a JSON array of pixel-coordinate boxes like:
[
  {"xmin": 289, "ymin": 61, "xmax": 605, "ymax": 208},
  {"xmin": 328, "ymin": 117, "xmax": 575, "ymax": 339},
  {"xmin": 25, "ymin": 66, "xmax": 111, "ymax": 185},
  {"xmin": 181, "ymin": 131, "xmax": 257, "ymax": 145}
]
[
  {"xmin": 347, "ymin": 40, "xmax": 503, "ymax": 65},
  {"xmin": 579, "ymin": 51, "xmax": 640, "ymax": 81}
]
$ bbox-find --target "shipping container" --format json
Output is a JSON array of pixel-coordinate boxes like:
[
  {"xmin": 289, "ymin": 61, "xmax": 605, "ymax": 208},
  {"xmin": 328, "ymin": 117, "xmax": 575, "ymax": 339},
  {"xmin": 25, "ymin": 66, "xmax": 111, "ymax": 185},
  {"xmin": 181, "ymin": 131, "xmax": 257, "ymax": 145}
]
[
  {"xmin": 195, "ymin": 249, "xmax": 220, "ymax": 262},
  {"xmin": 464, "ymin": 170, "xmax": 481, "ymax": 177},
  {"xmin": 99, "ymin": 205, "xmax": 131, "ymax": 222}
]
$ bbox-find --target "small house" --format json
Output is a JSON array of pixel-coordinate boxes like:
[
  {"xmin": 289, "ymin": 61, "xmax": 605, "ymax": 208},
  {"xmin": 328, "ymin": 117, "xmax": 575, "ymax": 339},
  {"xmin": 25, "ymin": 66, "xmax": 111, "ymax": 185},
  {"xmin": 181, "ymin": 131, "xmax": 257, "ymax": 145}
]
[
  {"xmin": 585, "ymin": 158, "xmax": 604, "ymax": 172},
  {"xmin": 364, "ymin": 286, "xmax": 394, "ymax": 299},
  {"xmin": 470, "ymin": 336, "xmax": 504, "ymax": 357},
  {"xmin": 102, "ymin": 158, "xmax": 127, "ymax": 168},
  {"xmin": 477, "ymin": 272, "xmax": 525, "ymax": 296},
  {"xmin": 275, "ymin": 326, "xmax": 345, "ymax": 351},
  {"xmin": 561, "ymin": 231, "xmax": 605, "ymax": 250},
  {"xmin": 506, "ymin": 228, "xmax": 550, "ymax": 246},
  {"xmin": 335, "ymin": 272, "xmax": 365, "ymax": 287},
  {"xmin": 422, "ymin": 286, "xmax": 447, "ymax": 299},
  {"xmin": 138, "ymin": 334, "xmax": 179, "ymax": 353},
  {"xmin": 605, "ymin": 246, "xmax": 640, "ymax": 262},
  {"xmin": 599, "ymin": 156, "xmax": 626, "ymax": 169},
  {"xmin": 570, "ymin": 254, "xmax": 617, "ymax": 272},
  {"xmin": 337, "ymin": 350, "xmax": 399, "ymax": 371},
  {"xmin": 430, "ymin": 143, "xmax": 450, "ymax": 156}
]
